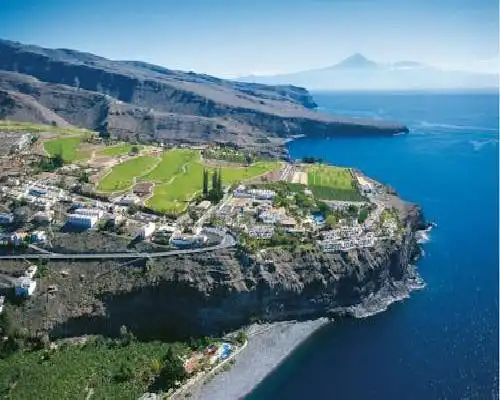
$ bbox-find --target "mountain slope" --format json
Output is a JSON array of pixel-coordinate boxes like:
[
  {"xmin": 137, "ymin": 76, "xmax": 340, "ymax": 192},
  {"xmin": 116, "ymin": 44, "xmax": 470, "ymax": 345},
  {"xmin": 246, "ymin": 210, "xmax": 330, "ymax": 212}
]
[
  {"xmin": 0, "ymin": 41, "xmax": 408, "ymax": 152},
  {"xmin": 239, "ymin": 54, "xmax": 499, "ymax": 91}
]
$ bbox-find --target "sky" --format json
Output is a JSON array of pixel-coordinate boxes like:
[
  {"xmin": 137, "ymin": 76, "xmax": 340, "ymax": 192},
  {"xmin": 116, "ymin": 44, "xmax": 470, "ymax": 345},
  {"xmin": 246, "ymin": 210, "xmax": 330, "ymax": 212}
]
[{"xmin": 0, "ymin": 0, "xmax": 498, "ymax": 77}]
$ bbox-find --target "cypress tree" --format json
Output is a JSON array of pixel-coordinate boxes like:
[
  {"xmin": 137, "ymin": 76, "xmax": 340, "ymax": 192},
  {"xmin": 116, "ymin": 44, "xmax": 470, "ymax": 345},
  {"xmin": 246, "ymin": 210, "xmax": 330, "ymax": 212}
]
[
  {"xmin": 202, "ymin": 168, "xmax": 209, "ymax": 198},
  {"xmin": 211, "ymin": 170, "xmax": 218, "ymax": 200},
  {"xmin": 217, "ymin": 168, "xmax": 223, "ymax": 198}
]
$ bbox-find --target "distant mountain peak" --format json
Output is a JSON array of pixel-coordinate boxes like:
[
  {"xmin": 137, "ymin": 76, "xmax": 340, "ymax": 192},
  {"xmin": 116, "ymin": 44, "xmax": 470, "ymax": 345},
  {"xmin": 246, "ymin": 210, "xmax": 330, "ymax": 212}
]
[{"xmin": 333, "ymin": 53, "xmax": 378, "ymax": 69}]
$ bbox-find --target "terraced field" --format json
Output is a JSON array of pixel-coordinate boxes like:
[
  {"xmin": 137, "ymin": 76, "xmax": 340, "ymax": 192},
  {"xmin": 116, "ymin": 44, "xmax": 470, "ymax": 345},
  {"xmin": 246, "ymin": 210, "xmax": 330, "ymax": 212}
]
[
  {"xmin": 99, "ymin": 144, "xmax": 142, "ymax": 157},
  {"xmin": 95, "ymin": 147, "xmax": 280, "ymax": 213},
  {"xmin": 44, "ymin": 137, "xmax": 89, "ymax": 162},
  {"xmin": 145, "ymin": 152, "xmax": 280, "ymax": 214},
  {"xmin": 142, "ymin": 149, "xmax": 197, "ymax": 183},
  {"xmin": 97, "ymin": 156, "xmax": 159, "ymax": 192}
]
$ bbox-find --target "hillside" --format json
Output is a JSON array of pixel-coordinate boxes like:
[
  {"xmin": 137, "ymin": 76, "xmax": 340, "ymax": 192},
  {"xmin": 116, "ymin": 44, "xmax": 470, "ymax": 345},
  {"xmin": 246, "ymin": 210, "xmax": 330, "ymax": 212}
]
[{"xmin": 0, "ymin": 40, "xmax": 407, "ymax": 153}]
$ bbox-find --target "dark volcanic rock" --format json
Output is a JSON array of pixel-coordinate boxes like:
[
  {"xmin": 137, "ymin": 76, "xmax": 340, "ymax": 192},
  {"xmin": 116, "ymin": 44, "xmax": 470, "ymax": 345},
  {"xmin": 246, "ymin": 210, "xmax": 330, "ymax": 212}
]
[{"xmin": 0, "ymin": 39, "xmax": 408, "ymax": 151}]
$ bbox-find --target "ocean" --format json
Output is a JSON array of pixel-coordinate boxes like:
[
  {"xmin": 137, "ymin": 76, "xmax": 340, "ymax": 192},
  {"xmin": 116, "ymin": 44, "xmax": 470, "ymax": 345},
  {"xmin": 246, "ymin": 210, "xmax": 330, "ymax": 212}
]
[{"xmin": 247, "ymin": 91, "xmax": 499, "ymax": 399}]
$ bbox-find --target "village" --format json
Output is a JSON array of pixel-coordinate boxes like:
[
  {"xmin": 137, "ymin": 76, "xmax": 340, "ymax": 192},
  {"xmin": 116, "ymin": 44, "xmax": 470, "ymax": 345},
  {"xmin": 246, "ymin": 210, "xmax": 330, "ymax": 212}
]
[{"xmin": 0, "ymin": 128, "xmax": 402, "ymax": 307}]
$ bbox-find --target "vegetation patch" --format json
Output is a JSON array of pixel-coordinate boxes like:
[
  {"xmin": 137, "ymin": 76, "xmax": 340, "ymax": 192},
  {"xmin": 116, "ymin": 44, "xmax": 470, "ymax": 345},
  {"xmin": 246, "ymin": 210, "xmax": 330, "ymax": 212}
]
[
  {"xmin": 99, "ymin": 144, "xmax": 142, "ymax": 157},
  {"xmin": 146, "ymin": 160, "xmax": 280, "ymax": 214},
  {"xmin": 97, "ymin": 156, "xmax": 158, "ymax": 192},
  {"xmin": 307, "ymin": 164, "xmax": 364, "ymax": 201},
  {"xmin": 203, "ymin": 147, "xmax": 256, "ymax": 164},
  {"xmin": 0, "ymin": 339, "xmax": 187, "ymax": 400},
  {"xmin": 0, "ymin": 120, "xmax": 93, "ymax": 135},
  {"xmin": 142, "ymin": 149, "xmax": 197, "ymax": 183},
  {"xmin": 43, "ymin": 137, "xmax": 89, "ymax": 162}
]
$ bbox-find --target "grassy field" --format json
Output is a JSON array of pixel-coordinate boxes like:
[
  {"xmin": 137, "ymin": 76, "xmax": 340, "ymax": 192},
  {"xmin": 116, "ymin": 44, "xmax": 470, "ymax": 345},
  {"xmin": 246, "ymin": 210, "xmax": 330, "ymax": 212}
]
[
  {"xmin": 0, "ymin": 120, "xmax": 93, "ymax": 135},
  {"xmin": 97, "ymin": 156, "xmax": 158, "ymax": 192},
  {"xmin": 0, "ymin": 340, "xmax": 185, "ymax": 400},
  {"xmin": 146, "ymin": 159, "xmax": 280, "ymax": 214},
  {"xmin": 142, "ymin": 149, "xmax": 197, "ymax": 183},
  {"xmin": 43, "ymin": 137, "xmax": 89, "ymax": 162},
  {"xmin": 99, "ymin": 144, "xmax": 142, "ymax": 157},
  {"xmin": 307, "ymin": 164, "xmax": 365, "ymax": 201},
  {"xmin": 307, "ymin": 165, "xmax": 354, "ymax": 190}
]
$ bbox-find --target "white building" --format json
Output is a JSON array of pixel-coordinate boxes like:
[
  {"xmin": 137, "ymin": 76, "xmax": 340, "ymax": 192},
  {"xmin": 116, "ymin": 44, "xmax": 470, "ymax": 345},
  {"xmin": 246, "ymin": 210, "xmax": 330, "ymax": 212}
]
[
  {"xmin": 30, "ymin": 231, "xmax": 47, "ymax": 243},
  {"xmin": 139, "ymin": 222, "xmax": 156, "ymax": 239},
  {"xmin": 248, "ymin": 189, "xmax": 276, "ymax": 200},
  {"xmin": 170, "ymin": 231, "xmax": 207, "ymax": 247},
  {"xmin": 73, "ymin": 208, "xmax": 104, "ymax": 218},
  {"xmin": 15, "ymin": 277, "xmax": 37, "ymax": 297},
  {"xmin": 0, "ymin": 213, "xmax": 14, "ymax": 225},
  {"xmin": 67, "ymin": 214, "xmax": 99, "ymax": 228},
  {"xmin": 247, "ymin": 225, "xmax": 274, "ymax": 239}
]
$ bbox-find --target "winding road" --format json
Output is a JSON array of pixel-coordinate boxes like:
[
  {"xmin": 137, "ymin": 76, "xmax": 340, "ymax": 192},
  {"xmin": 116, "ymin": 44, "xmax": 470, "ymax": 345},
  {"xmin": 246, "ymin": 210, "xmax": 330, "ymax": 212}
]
[{"xmin": 0, "ymin": 231, "xmax": 237, "ymax": 260}]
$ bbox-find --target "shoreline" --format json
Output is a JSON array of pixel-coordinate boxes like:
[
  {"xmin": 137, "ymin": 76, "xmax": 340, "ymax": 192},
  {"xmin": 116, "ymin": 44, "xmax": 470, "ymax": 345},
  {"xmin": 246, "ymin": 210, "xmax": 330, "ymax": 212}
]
[
  {"xmin": 183, "ymin": 268, "xmax": 425, "ymax": 400},
  {"xmin": 186, "ymin": 318, "xmax": 329, "ymax": 400}
]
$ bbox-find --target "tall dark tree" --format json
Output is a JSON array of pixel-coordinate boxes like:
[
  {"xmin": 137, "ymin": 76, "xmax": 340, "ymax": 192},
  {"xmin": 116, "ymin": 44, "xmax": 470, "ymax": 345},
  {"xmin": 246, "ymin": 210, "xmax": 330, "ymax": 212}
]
[
  {"xmin": 202, "ymin": 168, "xmax": 209, "ymax": 198},
  {"xmin": 217, "ymin": 168, "xmax": 223, "ymax": 198},
  {"xmin": 211, "ymin": 170, "xmax": 218, "ymax": 197}
]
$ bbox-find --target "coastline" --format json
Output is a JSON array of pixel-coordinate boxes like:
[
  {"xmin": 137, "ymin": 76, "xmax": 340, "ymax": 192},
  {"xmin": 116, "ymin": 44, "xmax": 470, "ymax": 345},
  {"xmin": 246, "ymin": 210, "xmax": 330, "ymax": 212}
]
[
  {"xmin": 186, "ymin": 318, "xmax": 329, "ymax": 400},
  {"xmin": 183, "ymin": 263, "xmax": 426, "ymax": 400}
]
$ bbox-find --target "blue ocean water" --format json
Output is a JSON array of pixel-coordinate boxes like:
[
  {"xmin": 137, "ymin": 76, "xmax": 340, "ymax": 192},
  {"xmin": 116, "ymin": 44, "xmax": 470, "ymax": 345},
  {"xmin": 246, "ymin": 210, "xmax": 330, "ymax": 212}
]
[{"xmin": 248, "ymin": 92, "xmax": 499, "ymax": 400}]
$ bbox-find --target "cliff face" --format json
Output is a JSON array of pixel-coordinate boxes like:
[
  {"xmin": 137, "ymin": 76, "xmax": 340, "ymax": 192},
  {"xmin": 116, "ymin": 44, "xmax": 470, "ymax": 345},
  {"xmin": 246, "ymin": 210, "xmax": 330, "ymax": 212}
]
[
  {"xmin": 5, "ymin": 202, "xmax": 424, "ymax": 340},
  {"xmin": 0, "ymin": 40, "xmax": 408, "ymax": 151}
]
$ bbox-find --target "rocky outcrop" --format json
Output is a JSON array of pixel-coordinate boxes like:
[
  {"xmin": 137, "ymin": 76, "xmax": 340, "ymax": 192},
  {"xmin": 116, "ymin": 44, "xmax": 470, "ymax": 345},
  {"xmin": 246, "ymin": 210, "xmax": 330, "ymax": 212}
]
[{"xmin": 0, "ymin": 40, "xmax": 408, "ymax": 152}]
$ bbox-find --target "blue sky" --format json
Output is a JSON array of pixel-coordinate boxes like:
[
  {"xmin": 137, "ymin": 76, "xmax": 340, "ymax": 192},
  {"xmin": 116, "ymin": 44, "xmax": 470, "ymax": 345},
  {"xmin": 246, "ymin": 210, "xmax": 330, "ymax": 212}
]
[{"xmin": 0, "ymin": 0, "xmax": 498, "ymax": 77}]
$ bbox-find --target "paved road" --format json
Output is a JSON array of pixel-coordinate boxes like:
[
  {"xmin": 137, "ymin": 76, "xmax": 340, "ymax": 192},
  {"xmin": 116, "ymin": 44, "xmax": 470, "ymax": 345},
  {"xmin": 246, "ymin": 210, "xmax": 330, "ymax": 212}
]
[{"xmin": 0, "ymin": 232, "xmax": 237, "ymax": 260}]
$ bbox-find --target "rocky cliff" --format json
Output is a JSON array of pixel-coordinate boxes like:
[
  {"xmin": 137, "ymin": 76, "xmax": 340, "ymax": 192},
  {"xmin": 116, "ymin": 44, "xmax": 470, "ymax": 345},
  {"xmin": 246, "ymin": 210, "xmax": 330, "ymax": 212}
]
[
  {"xmin": 4, "ymin": 199, "xmax": 425, "ymax": 340},
  {"xmin": 0, "ymin": 39, "xmax": 408, "ymax": 152}
]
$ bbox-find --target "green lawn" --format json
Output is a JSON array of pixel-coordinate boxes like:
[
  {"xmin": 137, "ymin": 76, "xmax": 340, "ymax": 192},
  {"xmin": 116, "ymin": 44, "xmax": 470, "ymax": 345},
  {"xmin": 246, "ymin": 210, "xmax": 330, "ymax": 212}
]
[
  {"xmin": 0, "ymin": 120, "xmax": 93, "ymax": 135},
  {"xmin": 307, "ymin": 164, "xmax": 365, "ymax": 201},
  {"xmin": 307, "ymin": 164, "xmax": 354, "ymax": 190},
  {"xmin": 99, "ymin": 144, "xmax": 142, "ymax": 157},
  {"xmin": 97, "ymin": 156, "xmax": 159, "ymax": 192},
  {"xmin": 142, "ymin": 149, "xmax": 197, "ymax": 183},
  {"xmin": 146, "ymin": 160, "xmax": 280, "ymax": 214},
  {"xmin": 43, "ymin": 137, "xmax": 89, "ymax": 162},
  {"xmin": 0, "ymin": 340, "xmax": 185, "ymax": 400}
]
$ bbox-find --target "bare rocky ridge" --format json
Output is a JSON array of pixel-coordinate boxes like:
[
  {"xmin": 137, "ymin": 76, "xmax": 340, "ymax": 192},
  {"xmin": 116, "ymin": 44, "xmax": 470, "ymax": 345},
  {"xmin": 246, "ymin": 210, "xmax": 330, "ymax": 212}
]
[{"xmin": 0, "ymin": 39, "xmax": 408, "ymax": 153}]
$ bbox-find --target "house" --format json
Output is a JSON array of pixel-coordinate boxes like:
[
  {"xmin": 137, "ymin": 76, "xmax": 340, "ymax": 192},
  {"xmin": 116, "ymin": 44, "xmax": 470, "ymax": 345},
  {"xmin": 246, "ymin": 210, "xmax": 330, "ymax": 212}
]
[
  {"xmin": 0, "ymin": 213, "xmax": 14, "ymax": 225},
  {"xmin": 248, "ymin": 189, "xmax": 276, "ymax": 200},
  {"xmin": 259, "ymin": 208, "xmax": 285, "ymax": 225},
  {"xmin": 139, "ymin": 222, "xmax": 156, "ymax": 239},
  {"xmin": 30, "ymin": 231, "xmax": 47, "ymax": 243},
  {"xmin": 15, "ymin": 277, "xmax": 37, "ymax": 297},
  {"xmin": 115, "ymin": 196, "xmax": 140, "ymax": 206},
  {"xmin": 280, "ymin": 217, "xmax": 297, "ymax": 230},
  {"xmin": 73, "ymin": 208, "xmax": 104, "ymax": 218},
  {"xmin": 233, "ymin": 185, "xmax": 251, "ymax": 198},
  {"xmin": 9, "ymin": 232, "xmax": 28, "ymax": 246},
  {"xmin": 67, "ymin": 214, "xmax": 99, "ymax": 228},
  {"xmin": 247, "ymin": 225, "xmax": 274, "ymax": 239},
  {"xmin": 170, "ymin": 231, "xmax": 207, "ymax": 248}
]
